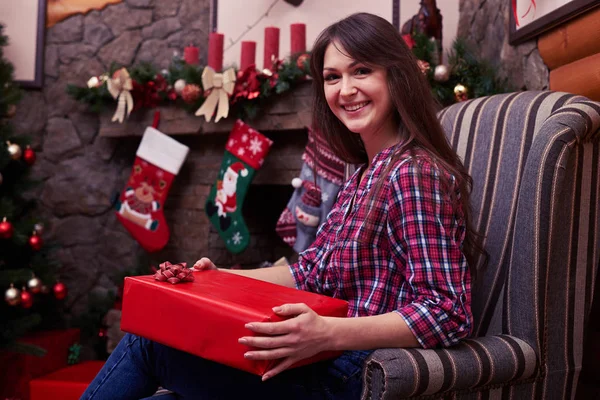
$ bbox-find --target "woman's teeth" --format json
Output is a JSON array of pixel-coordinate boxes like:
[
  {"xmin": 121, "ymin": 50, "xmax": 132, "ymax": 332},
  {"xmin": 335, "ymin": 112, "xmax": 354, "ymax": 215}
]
[{"xmin": 344, "ymin": 102, "xmax": 369, "ymax": 111}]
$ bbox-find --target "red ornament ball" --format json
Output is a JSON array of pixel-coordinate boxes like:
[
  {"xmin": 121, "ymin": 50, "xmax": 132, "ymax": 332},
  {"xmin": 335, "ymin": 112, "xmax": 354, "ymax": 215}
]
[
  {"xmin": 0, "ymin": 219, "xmax": 13, "ymax": 239},
  {"xmin": 98, "ymin": 327, "xmax": 108, "ymax": 338},
  {"xmin": 296, "ymin": 53, "xmax": 310, "ymax": 70},
  {"xmin": 181, "ymin": 84, "xmax": 202, "ymax": 104},
  {"xmin": 23, "ymin": 146, "xmax": 36, "ymax": 165},
  {"xmin": 53, "ymin": 281, "xmax": 68, "ymax": 300},
  {"xmin": 29, "ymin": 233, "xmax": 43, "ymax": 251},
  {"xmin": 20, "ymin": 289, "xmax": 33, "ymax": 309}
]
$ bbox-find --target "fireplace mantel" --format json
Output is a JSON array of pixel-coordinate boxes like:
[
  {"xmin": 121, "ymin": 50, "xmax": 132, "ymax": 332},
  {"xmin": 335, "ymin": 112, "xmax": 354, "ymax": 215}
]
[{"xmin": 99, "ymin": 82, "xmax": 313, "ymax": 137}]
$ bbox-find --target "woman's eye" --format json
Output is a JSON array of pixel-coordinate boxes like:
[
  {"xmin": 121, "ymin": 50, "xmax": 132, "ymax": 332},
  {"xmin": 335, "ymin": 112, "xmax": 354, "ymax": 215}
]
[
  {"xmin": 324, "ymin": 74, "xmax": 340, "ymax": 81},
  {"xmin": 355, "ymin": 68, "xmax": 371, "ymax": 76}
]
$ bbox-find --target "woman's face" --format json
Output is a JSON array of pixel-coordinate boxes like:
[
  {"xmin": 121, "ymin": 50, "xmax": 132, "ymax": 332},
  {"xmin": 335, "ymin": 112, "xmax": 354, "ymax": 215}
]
[{"xmin": 322, "ymin": 41, "xmax": 395, "ymax": 139}]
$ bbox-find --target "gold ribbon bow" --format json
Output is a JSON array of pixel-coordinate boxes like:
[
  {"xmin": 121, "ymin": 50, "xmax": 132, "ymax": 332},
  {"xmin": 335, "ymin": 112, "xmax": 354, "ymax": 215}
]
[
  {"xmin": 195, "ymin": 67, "xmax": 236, "ymax": 123},
  {"xmin": 107, "ymin": 68, "xmax": 134, "ymax": 123}
]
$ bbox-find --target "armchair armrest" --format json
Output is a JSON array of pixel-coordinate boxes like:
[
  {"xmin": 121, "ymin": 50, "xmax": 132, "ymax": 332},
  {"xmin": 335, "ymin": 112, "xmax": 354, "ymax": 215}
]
[{"xmin": 361, "ymin": 335, "xmax": 537, "ymax": 400}]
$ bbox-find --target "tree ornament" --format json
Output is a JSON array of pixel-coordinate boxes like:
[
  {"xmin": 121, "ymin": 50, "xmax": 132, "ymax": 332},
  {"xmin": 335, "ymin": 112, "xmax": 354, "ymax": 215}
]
[
  {"xmin": 98, "ymin": 327, "xmax": 108, "ymax": 338},
  {"xmin": 27, "ymin": 275, "xmax": 42, "ymax": 294},
  {"xmin": 174, "ymin": 79, "xmax": 187, "ymax": 95},
  {"xmin": 433, "ymin": 64, "xmax": 450, "ymax": 82},
  {"xmin": 34, "ymin": 223, "xmax": 44, "ymax": 235},
  {"xmin": 0, "ymin": 217, "xmax": 14, "ymax": 239},
  {"xmin": 20, "ymin": 288, "xmax": 33, "ymax": 309},
  {"xmin": 29, "ymin": 232, "xmax": 43, "ymax": 251},
  {"xmin": 7, "ymin": 104, "xmax": 17, "ymax": 118},
  {"xmin": 53, "ymin": 281, "xmax": 68, "ymax": 300},
  {"xmin": 454, "ymin": 84, "xmax": 469, "ymax": 102},
  {"xmin": 87, "ymin": 76, "xmax": 102, "ymax": 88},
  {"xmin": 296, "ymin": 53, "xmax": 310, "ymax": 70},
  {"xmin": 23, "ymin": 146, "xmax": 36, "ymax": 165},
  {"xmin": 5, "ymin": 284, "xmax": 21, "ymax": 306},
  {"xmin": 181, "ymin": 84, "xmax": 202, "ymax": 104},
  {"xmin": 417, "ymin": 60, "xmax": 431, "ymax": 75},
  {"xmin": 7, "ymin": 141, "xmax": 22, "ymax": 160}
]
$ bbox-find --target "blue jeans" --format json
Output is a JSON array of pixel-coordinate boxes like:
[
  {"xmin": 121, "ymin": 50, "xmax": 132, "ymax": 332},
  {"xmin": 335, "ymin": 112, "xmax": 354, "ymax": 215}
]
[{"xmin": 81, "ymin": 333, "xmax": 371, "ymax": 399}]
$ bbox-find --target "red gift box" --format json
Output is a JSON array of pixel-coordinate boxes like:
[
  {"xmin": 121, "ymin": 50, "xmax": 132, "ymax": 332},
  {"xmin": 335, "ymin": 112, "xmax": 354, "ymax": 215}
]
[
  {"xmin": 0, "ymin": 328, "xmax": 80, "ymax": 400},
  {"xmin": 29, "ymin": 361, "xmax": 105, "ymax": 400},
  {"xmin": 121, "ymin": 270, "xmax": 348, "ymax": 376}
]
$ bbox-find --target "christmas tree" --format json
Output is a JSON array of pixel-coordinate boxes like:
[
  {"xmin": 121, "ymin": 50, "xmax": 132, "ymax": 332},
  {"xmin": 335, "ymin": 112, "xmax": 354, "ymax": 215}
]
[{"xmin": 0, "ymin": 25, "xmax": 64, "ymax": 355}]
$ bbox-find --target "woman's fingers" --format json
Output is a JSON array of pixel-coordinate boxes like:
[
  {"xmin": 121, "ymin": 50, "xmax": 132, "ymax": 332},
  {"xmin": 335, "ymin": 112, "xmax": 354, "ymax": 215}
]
[{"xmin": 192, "ymin": 257, "xmax": 217, "ymax": 271}]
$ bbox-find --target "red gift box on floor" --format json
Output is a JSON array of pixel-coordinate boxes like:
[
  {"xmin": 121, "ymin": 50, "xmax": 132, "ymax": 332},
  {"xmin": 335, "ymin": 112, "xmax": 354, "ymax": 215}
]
[
  {"xmin": 121, "ymin": 270, "xmax": 348, "ymax": 376},
  {"xmin": 0, "ymin": 328, "xmax": 80, "ymax": 400},
  {"xmin": 29, "ymin": 361, "xmax": 105, "ymax": 400}
]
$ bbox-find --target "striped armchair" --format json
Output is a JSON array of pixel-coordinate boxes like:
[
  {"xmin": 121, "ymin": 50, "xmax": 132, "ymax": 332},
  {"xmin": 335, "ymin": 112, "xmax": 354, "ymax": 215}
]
[{"xmin": 361, "ymin": 91, "xmax": 600, "ymax": 399}]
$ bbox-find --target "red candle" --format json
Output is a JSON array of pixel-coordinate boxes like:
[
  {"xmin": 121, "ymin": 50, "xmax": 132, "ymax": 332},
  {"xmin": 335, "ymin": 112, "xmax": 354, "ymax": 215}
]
[
  {"xmin": 263, "ymin": 27, "xmax": 280, "ymax": 70},
  {"xmin": 208, "ymin": 32, "xmax": 224, "ymax": 71},
  {"xmin": 290, "ymin": 23, "xmax": 306, "ymax": 54},
  {"xmin": 240, "ymin": 41, "xmax": 256, "ymax": 71},
  {"xmin": 184, "ymin": 44, "xmax": 199, "ymax": 65}
]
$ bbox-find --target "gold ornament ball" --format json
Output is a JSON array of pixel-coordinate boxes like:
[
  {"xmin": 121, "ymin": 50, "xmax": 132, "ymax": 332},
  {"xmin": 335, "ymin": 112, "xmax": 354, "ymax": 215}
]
[
  {"xmin": 454, "ymin": 84, "xmax": 469, "ymax": 102},
  {"xmin": 28, "ymin": 276, "xmax": 42, "ymax": 294},
  {"xmin": 433, "ymin": 64, "xmax": 450, "ymax": 82},
  {"xmin": 181, "ymin": 84, "xmax": 202, "ymax": 104},
  {"xmin": 7, "ymin": 142, "xmax": 22, "ymax": 160},
  {"xmin": 5, "ymin": 284, "xmax": 21, "ymax": 306}
]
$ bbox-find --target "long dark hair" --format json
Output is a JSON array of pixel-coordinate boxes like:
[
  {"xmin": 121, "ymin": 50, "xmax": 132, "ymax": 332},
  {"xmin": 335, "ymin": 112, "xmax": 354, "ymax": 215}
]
[{"xmin": 309, "ymin": 13, "xmax": 485, "ymax": 277}]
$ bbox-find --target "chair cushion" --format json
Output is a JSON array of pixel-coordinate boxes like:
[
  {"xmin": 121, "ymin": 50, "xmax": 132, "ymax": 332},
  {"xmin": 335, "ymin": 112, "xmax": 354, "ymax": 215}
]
[{"xmin": 362, "ymin": 335, "xmax": 537, "ymax": 400}]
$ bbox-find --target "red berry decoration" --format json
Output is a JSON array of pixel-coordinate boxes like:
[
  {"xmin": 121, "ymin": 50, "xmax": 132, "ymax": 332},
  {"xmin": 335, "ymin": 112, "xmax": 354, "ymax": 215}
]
[
  {"xmin": 28, "ymin": 232, "xmax": 43, "ymax": 251},
  {"xmin": 0, "ymin": 217, "xmax": 13, "ymax": 239},
  {"xmin": 20, "ymin": 289, "xmax": 33, "ymax": 309},
  {"xmin": 53, "ymin": 281, "xmax": 68, "ymax": 300},
  {"xmin": 23, "ymin": 146, "xmax": 36, "ymax": 165}
]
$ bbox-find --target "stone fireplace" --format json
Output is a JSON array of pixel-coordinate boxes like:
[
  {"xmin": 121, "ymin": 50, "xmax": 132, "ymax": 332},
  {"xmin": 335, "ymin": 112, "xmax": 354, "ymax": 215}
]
[{"xmin": 98, "ymin": 83, "xmax": 313, "ymax": 268}]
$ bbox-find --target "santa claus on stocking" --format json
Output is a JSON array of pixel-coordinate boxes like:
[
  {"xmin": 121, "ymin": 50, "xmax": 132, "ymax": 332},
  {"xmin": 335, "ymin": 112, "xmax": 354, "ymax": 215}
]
[{"xmin": 206, "ymin": 161, "xmax": 248, "ymax": 231}]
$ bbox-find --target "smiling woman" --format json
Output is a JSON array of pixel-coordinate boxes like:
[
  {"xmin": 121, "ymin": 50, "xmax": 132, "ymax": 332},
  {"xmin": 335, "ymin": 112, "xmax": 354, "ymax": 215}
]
[{"xmin": 46, "ymin": 0, "xmax": 122, "ymax": 27}]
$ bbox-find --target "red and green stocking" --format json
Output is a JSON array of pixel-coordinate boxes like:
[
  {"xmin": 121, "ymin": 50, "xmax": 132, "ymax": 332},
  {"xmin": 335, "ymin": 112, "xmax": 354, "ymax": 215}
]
[{"xmin": 205, "ymin": 120, "xmax": 273, "ymax": 253}]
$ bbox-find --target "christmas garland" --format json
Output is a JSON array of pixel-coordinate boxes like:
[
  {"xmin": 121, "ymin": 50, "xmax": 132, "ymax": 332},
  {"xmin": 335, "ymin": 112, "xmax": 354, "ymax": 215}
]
[
  {"xmin": 67, "ymin": 53, "xmax": 311, "ymax": 123},
  {"xmin": 67, "ymin": 36, "xmax": 508, "ymax": 122}
]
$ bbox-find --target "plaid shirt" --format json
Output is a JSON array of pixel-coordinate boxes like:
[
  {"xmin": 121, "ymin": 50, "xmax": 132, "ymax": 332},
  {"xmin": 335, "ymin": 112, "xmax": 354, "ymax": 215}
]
[{"xmin": 289, "ymin": 145, "xmax": 472, "ymax": 348}]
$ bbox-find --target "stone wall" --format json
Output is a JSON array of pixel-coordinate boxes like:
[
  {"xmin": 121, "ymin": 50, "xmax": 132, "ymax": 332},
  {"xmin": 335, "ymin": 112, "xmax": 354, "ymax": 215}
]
[{"xmin": 459, "ymin": 0, "xmax": 549, "ymax": 91}]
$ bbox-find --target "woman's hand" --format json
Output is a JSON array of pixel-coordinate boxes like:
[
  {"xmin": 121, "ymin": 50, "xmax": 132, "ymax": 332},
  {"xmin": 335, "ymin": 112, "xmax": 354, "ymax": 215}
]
[
  {"xmin": 239, "ymin": 303, "xmax": 333, "ymax": 381},
  {"xmin": 192, "ymin": 257, "xmax": 217, "ymax": 271}
]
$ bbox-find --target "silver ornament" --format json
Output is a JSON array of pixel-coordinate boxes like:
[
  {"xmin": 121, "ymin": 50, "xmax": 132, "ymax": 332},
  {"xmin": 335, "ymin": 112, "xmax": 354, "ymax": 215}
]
[
  {"xmin": 28, "ymin": 276, "xmax": 42, "ymax": 294},
  {"xmin": 34, "ymin": 223, "xmax": 44, "ymax": 235},
  {"xmin": 434, "ymin": 65, "xmax": 450, "ymax": 82},
  {"xmin": 5, "ymin": 284, "xmax": 21, "ymax": 306},
  {"xmin": 174, "ymin": 79, "xmax": 187, "ymax": 95}
]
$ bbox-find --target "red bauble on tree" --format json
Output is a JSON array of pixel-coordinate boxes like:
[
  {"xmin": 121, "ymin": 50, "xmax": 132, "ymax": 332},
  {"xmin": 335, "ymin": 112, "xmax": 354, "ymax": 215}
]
[
  {"xmin": 23, "ymin": 145, "xmax": 36, "ymax": 165},
  {"xmin": 20, "ymin": 288, "xmax": 33, "ymax": 309},
  {"xmin": 0, "ymin": 217, "xmax": 13, "ymax": 239},
  {"xmin": 53, "ymin": 281, "xmax": 67, "ymax": 300},
  {"xmin": 28, "ymin": 232, "xmax": 43, "ymax": 251}
]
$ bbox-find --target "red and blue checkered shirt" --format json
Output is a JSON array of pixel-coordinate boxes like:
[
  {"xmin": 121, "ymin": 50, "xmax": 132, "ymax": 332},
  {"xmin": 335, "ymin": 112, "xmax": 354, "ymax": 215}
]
[{"xmin": 289, "ymin": 145, "xmax": 472, "ymax": 349}]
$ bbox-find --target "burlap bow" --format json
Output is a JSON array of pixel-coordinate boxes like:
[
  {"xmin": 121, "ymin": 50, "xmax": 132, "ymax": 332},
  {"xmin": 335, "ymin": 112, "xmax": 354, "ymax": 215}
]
[
  {"xmin": 107, "ymin": 68, "xmax": 134, "ymax": 123},
  {"xmin": 195, "ymin": 67, "xmax": 236, "ymax": 123},
  {"xmin": 154, "ymin": 261, "xmax": 195, "ymax": 284}
]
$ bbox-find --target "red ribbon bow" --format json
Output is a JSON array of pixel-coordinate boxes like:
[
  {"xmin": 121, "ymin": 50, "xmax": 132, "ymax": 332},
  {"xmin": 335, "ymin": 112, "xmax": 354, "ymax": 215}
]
[{"xmin": 154, "ymin": 261, "xmax": 195, "ymax": 284}]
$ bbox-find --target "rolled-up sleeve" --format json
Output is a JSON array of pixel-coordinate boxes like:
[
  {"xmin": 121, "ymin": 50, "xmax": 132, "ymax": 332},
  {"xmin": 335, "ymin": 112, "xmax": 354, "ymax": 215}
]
[{"xmin": 388, "ymin": 160, "xmax": 472, "ymax": 348}]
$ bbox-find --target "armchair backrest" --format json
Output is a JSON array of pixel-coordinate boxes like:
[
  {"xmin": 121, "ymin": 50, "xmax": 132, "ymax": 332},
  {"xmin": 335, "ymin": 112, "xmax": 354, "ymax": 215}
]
[{"xmin": 438, "ymin": 92, "xmax": 600, "ymax": 372}]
